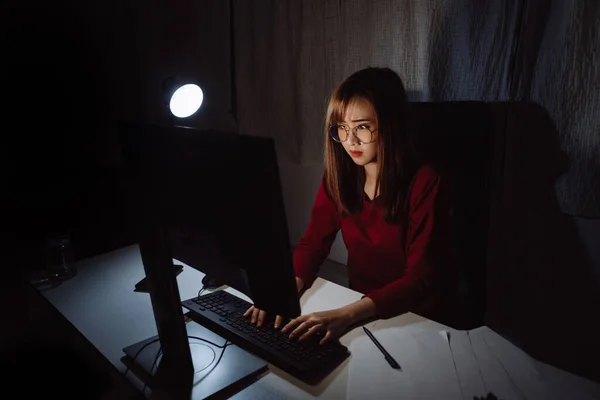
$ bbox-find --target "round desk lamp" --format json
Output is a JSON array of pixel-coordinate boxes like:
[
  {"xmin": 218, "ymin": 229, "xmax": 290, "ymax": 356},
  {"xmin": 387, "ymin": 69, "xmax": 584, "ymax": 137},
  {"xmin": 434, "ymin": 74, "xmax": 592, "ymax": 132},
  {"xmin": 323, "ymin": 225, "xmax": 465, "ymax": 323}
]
[{"xmin": 169, "ymin": 83, "xmax": 204, "ymax": 118}]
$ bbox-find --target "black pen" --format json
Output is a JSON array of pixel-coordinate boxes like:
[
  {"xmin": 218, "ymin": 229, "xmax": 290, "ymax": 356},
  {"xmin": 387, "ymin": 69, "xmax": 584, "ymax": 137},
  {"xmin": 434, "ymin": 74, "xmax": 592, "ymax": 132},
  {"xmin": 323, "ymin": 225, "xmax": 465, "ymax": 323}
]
[{"xmin": 363, "ymin": 326, "xmax": 401, "ymax": 370}]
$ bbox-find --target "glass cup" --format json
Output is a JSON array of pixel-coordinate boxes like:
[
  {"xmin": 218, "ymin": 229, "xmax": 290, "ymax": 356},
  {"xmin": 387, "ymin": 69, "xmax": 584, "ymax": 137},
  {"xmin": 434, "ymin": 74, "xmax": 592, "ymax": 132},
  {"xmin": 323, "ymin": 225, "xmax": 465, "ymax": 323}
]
[{"xmin": 44, "ymin": 233, "xmax": 77, "ymax": 280}]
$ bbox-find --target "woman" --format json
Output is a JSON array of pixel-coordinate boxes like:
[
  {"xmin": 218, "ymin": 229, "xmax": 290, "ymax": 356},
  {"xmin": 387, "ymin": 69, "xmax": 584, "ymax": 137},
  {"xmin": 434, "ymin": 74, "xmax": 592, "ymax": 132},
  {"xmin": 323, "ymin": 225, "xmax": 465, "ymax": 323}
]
[{"xmin": 245, "ymin": 67, "xmax": 455, "ymax": 344}]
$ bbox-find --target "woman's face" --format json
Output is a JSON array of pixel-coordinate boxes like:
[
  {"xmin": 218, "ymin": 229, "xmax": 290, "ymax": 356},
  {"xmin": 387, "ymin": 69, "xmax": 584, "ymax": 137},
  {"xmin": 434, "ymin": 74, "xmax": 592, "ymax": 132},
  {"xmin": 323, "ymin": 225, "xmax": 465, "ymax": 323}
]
[{"xmin": 340, "ymin": 98, "xmax": 378, "ymax": 167}]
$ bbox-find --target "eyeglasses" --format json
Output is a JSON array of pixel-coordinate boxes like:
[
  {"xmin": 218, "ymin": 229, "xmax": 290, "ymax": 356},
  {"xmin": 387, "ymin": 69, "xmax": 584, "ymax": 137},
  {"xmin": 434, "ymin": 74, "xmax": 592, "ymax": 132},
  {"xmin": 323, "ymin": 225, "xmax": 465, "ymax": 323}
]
[{"xmin": 329, "ymin": 124, "xmax": 377, "ymax": 144}]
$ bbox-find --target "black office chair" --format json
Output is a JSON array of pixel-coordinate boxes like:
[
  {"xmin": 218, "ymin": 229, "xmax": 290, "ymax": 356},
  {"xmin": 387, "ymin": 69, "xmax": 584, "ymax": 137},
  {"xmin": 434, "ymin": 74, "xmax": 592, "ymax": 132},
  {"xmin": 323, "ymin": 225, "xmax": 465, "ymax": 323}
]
[{"xmin": 408, "ymin": 101, "xmax": 504, "ymax": 330}]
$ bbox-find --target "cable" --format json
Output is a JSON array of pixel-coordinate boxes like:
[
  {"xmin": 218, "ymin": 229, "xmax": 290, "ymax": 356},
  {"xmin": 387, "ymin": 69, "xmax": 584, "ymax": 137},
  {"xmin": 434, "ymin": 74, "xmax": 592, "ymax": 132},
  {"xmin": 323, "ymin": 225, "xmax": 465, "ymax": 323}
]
[
  {"xmin": 144, "ymin": 337, "xmax": 231, "ymax": 395},
  {"xmin": 197, "ymin": 287, "xmax": 205, "ymax": 298},
  {"xmin": 186, "ymin": 335, "xmax": 229, "ymax": 349},
  {"xmin": 213, "ymin": 340, "xmax": 230, "ymax": 371},
  {"xmin": 150, "ymin": 347, "xmax": 163, "ymax": 376},
  {"xmin": 123, "ymin": 338, "xmax": 161, "ymax": 378},
  {"xmin": 143, "ymin": 341, "xmax": 220, "ymax": 395},
  {"xmin": 144, "ymin": 344, "xmax": 163, "ymax": 395},
  {"xmin": 192, "ymin": 339, "xmax": 231, "ymax": 386}
]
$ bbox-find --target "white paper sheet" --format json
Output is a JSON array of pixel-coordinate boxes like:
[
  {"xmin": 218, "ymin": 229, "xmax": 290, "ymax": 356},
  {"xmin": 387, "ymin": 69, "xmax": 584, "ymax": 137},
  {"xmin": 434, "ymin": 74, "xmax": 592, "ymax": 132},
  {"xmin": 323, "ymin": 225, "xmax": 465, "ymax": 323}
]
[
  {"xmin": 444, "ymin": 330, "xmax": 488, "ymax": 400},
  {"xmin": 347, "ymin": 327, "xmax": 462, "ymax": 400},
  {"xmin": 465, "ymin": 328, "xmax": 526, "ymax": 400},
  {"xmin": 476, "ymin": 327, "xmax": 555, "ymax": 400},
  {"xmin": 348, "ymin": 323, "xmax": 600, "ymax": 400},
  {"xmin": 477, "ymin": 327, "xmax": 599, "ymax": 400}
]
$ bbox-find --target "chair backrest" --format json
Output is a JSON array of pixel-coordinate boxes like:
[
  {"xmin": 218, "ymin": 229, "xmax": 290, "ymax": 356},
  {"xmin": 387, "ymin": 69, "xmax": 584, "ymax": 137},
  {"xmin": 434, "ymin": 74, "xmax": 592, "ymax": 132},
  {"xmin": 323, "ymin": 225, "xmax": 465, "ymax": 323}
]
[
  {"xmin": 407, "ymin": 101, "xmax": 505, "ymax": 329},
  {"xmin": 483, "ymin": 102, "xmax": 600, "ymax": 382}
]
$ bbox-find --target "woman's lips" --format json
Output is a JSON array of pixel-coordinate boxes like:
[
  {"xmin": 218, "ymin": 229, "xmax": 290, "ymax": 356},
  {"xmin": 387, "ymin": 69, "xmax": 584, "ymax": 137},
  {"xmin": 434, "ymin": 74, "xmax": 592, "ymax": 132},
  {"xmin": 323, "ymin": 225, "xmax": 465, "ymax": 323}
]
[{"xmin": 350, "ymin": 151, "xmax": 363, "ymax": 157}]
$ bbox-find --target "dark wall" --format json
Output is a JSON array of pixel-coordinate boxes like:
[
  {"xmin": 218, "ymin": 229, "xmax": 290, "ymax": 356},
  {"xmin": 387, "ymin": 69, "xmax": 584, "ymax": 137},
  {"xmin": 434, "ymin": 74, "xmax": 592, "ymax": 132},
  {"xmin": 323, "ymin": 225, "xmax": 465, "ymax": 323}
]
[{"xmin": 2, "ymin": 0, "xmax": 233, "ymax": 270}]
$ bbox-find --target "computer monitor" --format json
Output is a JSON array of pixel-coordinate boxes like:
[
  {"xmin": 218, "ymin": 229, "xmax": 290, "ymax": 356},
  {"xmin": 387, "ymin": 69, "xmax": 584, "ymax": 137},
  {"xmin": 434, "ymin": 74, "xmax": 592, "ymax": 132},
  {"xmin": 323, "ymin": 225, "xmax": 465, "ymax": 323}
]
[{"xmin": 117, "ymin": 121, "xmax": 301, "ymax": 396}]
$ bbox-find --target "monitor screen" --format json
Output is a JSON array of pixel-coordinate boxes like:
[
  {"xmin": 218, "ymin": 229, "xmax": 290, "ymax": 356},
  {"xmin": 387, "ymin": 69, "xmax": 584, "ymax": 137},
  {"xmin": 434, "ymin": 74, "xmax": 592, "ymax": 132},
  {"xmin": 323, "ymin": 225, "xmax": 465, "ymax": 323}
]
[{"xmin": 118, "ymin": 121, "xmax": 301, "ymax": 318}]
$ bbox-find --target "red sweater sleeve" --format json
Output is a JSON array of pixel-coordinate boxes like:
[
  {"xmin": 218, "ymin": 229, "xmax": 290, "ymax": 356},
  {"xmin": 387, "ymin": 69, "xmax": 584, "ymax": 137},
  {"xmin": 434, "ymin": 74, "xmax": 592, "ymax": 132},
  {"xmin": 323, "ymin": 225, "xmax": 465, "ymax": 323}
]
[
  {"xmin": 293, "ymin": 178, "xmax": 341, "ymax": 289},
  {"xmin": 366, "ymin": 166, "xmax": 451, "ymax": 318}
]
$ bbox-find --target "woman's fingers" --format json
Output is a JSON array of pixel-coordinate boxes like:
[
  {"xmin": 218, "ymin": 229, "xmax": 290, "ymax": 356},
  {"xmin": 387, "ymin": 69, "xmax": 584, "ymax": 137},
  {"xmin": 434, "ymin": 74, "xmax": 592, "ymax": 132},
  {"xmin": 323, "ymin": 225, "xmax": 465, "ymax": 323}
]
[
  {"xmin": 319, "ymin": 330, "xmax": 333, "ymax": 345},
  {"xmin": 251, "ymin": 307, "xmax": 261, "ymax": 324},
  {"xmin": 289, "ymin": 320, "xmax": 313, "ymax": 339},
  {"xmin": 274, "ymin": 315, "xmax": 284, "ymax": 329},
  {"xmin": 243, "ymin": 305, "xmax": 254, "ymax": 317},
  {"xmin": 246, "ymin": 307, "xmax": 336, "ymax": 342},
  {"xmin": 244, "ymin": 306, "xmax": 286, "ymax": 328},
  {"xmin": 257, "ymin": 310, "xmax": 267, "ymax": 327},
  {"xmin": 279, "ymin": 315, "xmax": 337, "ymax": 344},
  {"xmin": 299, "ymin": 323, "xmax": 323, "ymax": 341},
  {"xmin": 281, "ymin": 316, "xmax": 302, "ymax": 334}
]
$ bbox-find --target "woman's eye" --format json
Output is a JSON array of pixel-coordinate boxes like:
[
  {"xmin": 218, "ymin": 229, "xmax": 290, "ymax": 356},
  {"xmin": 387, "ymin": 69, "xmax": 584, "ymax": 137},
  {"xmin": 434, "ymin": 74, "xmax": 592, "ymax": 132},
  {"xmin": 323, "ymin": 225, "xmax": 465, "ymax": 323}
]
[{"xmin": 358, "ymin": 125, "xmax": 370, "ymax": 130}]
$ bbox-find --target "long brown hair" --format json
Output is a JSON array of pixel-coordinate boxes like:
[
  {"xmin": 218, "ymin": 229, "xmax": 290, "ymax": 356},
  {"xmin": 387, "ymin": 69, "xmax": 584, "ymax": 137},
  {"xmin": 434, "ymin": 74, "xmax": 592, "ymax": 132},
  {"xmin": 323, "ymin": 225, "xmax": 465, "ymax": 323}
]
[{"xmin": 324, "ymin": 67, "xmax": 416, "ymax": 223}]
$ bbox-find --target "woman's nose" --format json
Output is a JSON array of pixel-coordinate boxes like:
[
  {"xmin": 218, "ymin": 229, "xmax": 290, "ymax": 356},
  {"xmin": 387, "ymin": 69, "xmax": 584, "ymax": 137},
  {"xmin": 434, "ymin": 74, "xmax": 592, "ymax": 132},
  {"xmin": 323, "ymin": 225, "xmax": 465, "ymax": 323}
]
[{"xmin": 347, "ymin": 132, "xmax": 360, "ymax": 145}]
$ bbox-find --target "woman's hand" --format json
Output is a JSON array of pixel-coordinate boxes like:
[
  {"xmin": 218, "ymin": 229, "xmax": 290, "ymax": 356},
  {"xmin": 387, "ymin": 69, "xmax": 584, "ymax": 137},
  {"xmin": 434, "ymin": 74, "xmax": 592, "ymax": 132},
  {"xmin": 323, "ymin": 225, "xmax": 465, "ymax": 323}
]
[
  {"xmin": 282, "ymin": 297, "xmax": 378, "ymax": 345},
  {"xmin": 243, "ymin": 305, "xmax": 285, "ymax": 328},
  {"xmin": 281, "ymin": 308, "xmax": 353, "ymax": 345},
  {"xmin": 242, "ymin": 277, "xmax": 306, "ymax": 328}
]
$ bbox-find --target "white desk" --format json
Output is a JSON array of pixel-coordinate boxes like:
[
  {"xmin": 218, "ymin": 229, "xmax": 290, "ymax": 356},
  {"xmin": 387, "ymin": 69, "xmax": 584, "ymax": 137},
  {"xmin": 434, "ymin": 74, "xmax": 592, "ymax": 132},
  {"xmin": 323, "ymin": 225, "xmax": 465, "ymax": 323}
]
[{"xmin": 40, "ymin": 245, "xmax": 600, "ymax": 399}]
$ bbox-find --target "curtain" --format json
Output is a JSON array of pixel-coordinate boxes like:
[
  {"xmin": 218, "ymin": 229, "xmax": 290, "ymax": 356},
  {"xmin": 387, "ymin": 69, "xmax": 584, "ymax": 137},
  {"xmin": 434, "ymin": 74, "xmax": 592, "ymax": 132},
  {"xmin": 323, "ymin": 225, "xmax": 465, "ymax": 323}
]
[
  {"xmin": 233, "ymin": 0, "xmax": 600, "ymax": 217},
  {"xmin": 523, "ymin": 1, "xmax": 600, "ymax": 217}
]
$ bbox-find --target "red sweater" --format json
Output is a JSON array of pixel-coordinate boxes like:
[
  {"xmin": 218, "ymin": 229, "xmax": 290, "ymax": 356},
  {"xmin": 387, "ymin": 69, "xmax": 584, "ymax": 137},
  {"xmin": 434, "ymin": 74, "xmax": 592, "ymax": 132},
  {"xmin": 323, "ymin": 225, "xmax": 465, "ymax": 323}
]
[{"xmin": 293, "ymin": 164, "xmax": 454, "ymax": 319}]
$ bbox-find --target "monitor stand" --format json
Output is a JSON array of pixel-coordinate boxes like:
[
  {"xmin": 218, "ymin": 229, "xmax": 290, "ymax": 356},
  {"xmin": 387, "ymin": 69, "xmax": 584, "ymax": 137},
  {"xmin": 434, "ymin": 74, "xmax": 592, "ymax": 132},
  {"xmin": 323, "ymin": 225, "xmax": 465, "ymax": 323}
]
[{"xmin": 121, "ymin": 229, "xmax": 268, "ymax": 398}]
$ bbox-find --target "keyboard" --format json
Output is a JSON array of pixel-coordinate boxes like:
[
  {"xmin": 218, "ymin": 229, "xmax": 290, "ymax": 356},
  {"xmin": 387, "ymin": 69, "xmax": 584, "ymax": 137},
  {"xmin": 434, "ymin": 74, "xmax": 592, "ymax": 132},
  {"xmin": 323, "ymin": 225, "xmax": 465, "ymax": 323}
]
[{"xmin": 181, "ymin": 290, "xmax": 350, "ymax": 385}]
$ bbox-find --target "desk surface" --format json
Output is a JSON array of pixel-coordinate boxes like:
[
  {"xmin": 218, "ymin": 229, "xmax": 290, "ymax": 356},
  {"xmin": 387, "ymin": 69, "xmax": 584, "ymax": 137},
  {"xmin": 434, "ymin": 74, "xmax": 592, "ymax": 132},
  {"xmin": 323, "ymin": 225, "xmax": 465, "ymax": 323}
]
[
  {"xmin": 40, "ymin": 244, "xmax": 444, "ymax": 398},
  {"xmin": 40, "ymin": 245, "xmax": 600, "ymax": 399}
]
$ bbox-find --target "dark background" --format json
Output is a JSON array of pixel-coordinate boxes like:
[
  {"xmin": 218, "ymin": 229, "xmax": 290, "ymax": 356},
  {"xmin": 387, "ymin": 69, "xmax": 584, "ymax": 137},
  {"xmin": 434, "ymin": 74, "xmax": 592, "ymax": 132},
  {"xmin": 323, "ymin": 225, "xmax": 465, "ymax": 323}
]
[
  {"xmin": 2, "ymin": 0, "xmax": 235, "ymax": 268},
  {"xmin": 1, "ymin": 1, "xmax": 234, "ymax": 397}
]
